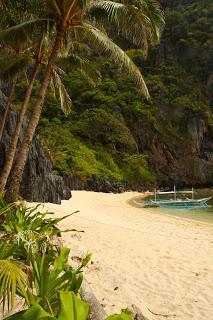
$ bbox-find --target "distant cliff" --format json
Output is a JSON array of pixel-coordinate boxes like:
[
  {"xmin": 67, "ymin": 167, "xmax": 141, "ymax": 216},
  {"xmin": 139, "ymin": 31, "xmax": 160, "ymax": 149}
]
[
  {"xmin": 0, "ymin": 103, "xmax": 71, "ymax": 203},
  {"xmin": 136, "ymin": 117, "xmax": 213, "ymax": 187}
]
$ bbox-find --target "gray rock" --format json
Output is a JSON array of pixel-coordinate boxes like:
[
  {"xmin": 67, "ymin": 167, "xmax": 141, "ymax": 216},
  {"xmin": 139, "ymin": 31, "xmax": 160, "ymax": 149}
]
[
  {"xmin": 0, "ymin": 108, "xmax": 71, "ymax": 203},
  {"xmin": 0, "ymin": 89, "xmax": 7, "ymax": 106}
]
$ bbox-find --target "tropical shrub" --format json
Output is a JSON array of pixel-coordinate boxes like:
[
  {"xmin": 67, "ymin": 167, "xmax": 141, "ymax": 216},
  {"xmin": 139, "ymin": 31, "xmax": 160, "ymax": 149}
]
[
  {"xmin": 0, "ymin": 196, "xmax": 76, "ymax": 236},
  {"xmin": 0, "ymin": 195, "xmax": 89, "ymax": 318},
  {"xmin": 5, "ymin": 291, "xmax": 89, "ymax": 320},
  {"xmin": 0, "ymin": 194, "xmax": 134, "ymax": 320}
]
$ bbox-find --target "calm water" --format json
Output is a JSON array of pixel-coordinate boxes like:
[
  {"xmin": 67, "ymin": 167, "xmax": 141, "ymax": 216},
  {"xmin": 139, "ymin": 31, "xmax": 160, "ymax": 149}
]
[{"xmin": 134, "ymin": 188, "xmax": 213, "ymax": 223}]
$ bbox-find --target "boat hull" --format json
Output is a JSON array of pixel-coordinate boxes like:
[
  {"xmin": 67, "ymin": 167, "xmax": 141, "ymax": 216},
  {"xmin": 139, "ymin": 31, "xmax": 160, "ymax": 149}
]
[{"xmin": 144, "ymin": 197, "xmax": 212, "ymax": 209}]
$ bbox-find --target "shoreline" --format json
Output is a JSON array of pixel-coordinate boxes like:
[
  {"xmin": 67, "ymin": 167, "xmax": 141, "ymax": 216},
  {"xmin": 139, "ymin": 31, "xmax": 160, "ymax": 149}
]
[
  {"xmin": 38, "ymin": 191, "xmax": 213, "ymax": 320},
  {"xmin": 128, "ymin": 193, "xmax": 213, "ymax": 226}
]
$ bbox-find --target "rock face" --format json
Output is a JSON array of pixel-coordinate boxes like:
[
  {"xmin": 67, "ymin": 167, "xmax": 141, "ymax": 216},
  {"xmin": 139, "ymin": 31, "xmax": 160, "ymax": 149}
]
[
  {"xmin": 62, "ymin": 173, "xmax": 126, "ymax": 193},
  {"xmin": 0, "ymin": 106, "xmax": 71, "ymax": 203},
  {"xmin": 138, "ymin": 117, "xmax": 213, "ymax": 188}
]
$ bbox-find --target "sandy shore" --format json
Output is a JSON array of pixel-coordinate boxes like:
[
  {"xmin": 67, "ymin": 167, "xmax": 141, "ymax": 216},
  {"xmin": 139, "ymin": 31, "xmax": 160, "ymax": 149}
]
[{"xmin": 41, "ymin": 191, "xmax": 213, "ymax": 320}]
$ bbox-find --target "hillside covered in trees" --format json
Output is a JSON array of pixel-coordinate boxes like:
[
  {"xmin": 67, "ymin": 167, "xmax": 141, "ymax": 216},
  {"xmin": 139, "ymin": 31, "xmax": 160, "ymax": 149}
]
[{"xmin": 10, "ymin": 0, "xmax": 213, "ymax": 191}]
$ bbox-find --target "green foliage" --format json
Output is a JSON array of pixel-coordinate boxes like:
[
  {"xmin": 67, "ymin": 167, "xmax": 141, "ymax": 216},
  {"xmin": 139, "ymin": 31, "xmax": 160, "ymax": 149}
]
[
  {"xmin": 29, "ymin": 247, "xmax": 84, "ymax": 313},
  {"xmin": 106, "ymin": 313, "xmax": 133, "ymax": 320},
  {"xmin": 0, "ymin": 195, "xmax": 90, "ymax": 318},
  {"xmin": 72, "ymin": 108, "xmax": 138, "ymax": 153},
  {"xmin": 122, "ymin": 155, "xmax": 155, "ymax": 186},
  {"xmin": 57, "ymin": 291, "xmax": 89, "ymax": 320},
  {"xmin": 0, "ymin": 200, "xmax": 74, "ymax": 237},
  {"xmin": 0, "ymin": 195, "xmax": 132, "ymax": 320},
  {"xmin": 6, "ymin": 0, "xmax": 212, "ymax": 189},
  {"xmin": 38, "ymin": 122, "xmax": 123, "ymax": 181},
  {"xmin": 0, "ymin": 259, "xmax": 28, "ymax": 311},
  {"xmin": 5, "ymin": 304, "xmax": 55, "ymax": 320},
  {"xmin": 5, "ymin": 291, "xmax": 89, "ymax": 320}
]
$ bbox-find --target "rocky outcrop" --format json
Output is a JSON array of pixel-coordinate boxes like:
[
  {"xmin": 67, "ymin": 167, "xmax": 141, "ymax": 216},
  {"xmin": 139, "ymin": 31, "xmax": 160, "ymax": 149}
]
[
  {"xmin": 0, "ymin": 106, "xmax": 71, "ymax": 203},
  {"xmin": 87, "ymin": 176, "xmax": 125, "ymax": 193},
  {"xmin": 62, "ymin": 173, "xmax": 126, "ymax": 193},
  {"xmin": 138, "ymin": 116, "xmax": 213, "ymax": 188}
]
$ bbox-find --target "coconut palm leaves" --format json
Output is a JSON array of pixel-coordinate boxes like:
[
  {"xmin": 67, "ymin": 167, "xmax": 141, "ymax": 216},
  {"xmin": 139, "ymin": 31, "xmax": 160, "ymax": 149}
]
[
  {"xmin": 0, "ymin": 259, "xmax": 28, "ymax": 311},
  {"xmin": 52, "ymin": 70, "xmax": 72, "ymax": 117},
  {"xmin": 0, "ymin": 53, "xmax": 32, "ymax": 82},
  {"xmin": 82, "ymin": 24, "xmax": 150, "ymax": 96},
  {"xmin": 87, "ymin": 0, "xmax": 164, "ymax": 44}
]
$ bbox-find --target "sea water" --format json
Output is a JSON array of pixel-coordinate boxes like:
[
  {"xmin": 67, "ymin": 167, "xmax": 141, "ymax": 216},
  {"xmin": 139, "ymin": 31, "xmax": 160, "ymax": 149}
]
[{"xmin": 134, "ymin": 188, "xmax": 213, "ymax": 223}]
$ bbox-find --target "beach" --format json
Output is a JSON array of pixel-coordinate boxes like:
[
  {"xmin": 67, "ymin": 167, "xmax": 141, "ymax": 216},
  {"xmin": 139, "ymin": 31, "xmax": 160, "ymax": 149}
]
[{"xmin": 42, "ymin": 191, "xmax": 213, "ymax": 320}]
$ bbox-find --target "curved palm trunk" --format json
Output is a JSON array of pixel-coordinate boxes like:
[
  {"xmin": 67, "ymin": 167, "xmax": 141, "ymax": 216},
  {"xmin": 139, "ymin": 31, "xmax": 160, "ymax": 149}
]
[
  {"xmin": 5, "ymin": 27, "xmax": 65, "ymax": 201},
  {"xmin": 0, "ymin": 63, "xmax": 40, "ymax": 192},
  {"xmin": 0, "ymin": 75, "xmax": 18, "ymax": 143}
]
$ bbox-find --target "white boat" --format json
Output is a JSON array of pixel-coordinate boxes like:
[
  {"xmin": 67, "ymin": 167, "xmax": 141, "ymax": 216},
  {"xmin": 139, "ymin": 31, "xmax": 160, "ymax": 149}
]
[{"xmin": 144, "ymin": 186, "xmax": 212, "ymax": 208}]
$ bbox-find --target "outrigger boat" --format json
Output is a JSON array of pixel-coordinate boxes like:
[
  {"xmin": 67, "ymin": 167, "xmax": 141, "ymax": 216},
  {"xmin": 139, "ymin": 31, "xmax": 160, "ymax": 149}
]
[{"xmin": 144, "ymin": 186, "xmax": 212, "ymax": 209}]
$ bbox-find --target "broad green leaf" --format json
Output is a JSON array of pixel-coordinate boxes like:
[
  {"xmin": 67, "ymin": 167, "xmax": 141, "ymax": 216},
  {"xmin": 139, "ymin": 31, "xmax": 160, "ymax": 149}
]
[
  {"xmin": 22, "ymin": 304, "xmax": 55, "ymax": 320},
  {"xmin": 58, "ymin": 291, "xmax": 89, "ymax": 320},
  {"xmin": 106, "ymin": 313, "xmax": 133, "ymax": 320},
  {"xmin": 5, "ymin": 304, "xmax": 55, "ymax": 319},
  {"xmin": 53, "ymin": 247, "xmax": 70, "ymax": 272},
  {"xmin": 4, "ymin": 310, "xmax": 26, "ymax": 320}
]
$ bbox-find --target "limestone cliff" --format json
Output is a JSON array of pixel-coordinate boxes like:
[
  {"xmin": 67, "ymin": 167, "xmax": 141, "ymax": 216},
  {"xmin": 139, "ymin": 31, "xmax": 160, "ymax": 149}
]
[{"xmin": 0, "ymin": 102, "xmax": 71, "ymax": 203}]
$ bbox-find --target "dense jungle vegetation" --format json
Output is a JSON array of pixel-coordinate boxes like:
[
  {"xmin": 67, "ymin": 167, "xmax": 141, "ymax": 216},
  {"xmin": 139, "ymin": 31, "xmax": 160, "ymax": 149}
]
[
  {"xmin": 2, "ymin": 0, "xmax": 212, "ymax": 192},
  {"xmin": 22, "ymin": 0, "xmax": 211, "ymax": 190},
  {"xmin": 0, "ymin": 0, "xmax": 164, "ymax": 200}
]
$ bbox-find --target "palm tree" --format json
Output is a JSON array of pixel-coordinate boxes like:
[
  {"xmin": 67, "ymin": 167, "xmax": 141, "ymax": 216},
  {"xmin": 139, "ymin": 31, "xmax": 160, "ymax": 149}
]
[
  {"xmin": 0, "ymin": 0, "xmax": 40, "ymax": 143},
  {"xmin": 0, "ymin": 28, "xmax": 50, "ymax": 192},
  {"xmin": 0, "ymin": 20, "xmax": 99, "ymax": 193},
  {"xmin": 0, "ymin": 0, "xmax": 51, "ymax": 191},
  {"xmin": 0, "ymin": 43, "xmax": 40, "ymax": 145},
  {"xmin": 0, "ymin": 35, "xmax": 97, "ymax": 192},
  {"xmin": 5, "ymin": 0, "xmax": 164, "ymax": 201}
]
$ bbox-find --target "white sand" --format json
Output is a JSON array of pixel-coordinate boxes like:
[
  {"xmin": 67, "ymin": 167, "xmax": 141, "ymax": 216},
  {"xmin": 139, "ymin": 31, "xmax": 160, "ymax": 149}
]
[{"xmin": 42, "ymin": 191, "xmax": 213, "ymax": 320}]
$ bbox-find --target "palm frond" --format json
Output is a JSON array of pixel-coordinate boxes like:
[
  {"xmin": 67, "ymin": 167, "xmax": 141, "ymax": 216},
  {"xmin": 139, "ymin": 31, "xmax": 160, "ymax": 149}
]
[
  {"xmin": 49, "ymin": 78, "xmax": 56, "ymax": 97},
  {"xmin": 77, "ymin": 0, "xmax": 87, "ymax": 8},
  {"xmin": 0, "ymin": 53, "xmax": 32, "ymax": 82},
  {"xmin": 0, "ymin": 19, "xmax": 51, "ymax": 50},
  {"xmin": 82, "ymin": 24, "xmax": 150, "ymax": 98},
  {"xmin": 0, "ymin": 260, "xmax": 27, "ymax": 311},
  {"xmin": 125, "ymin": 48, "xmax": 147, "ymax": 59},
  {"xmin": 57, "ymin": 53, "xmax": 101, "ymax": 86},
  {"xmin": 0, "ymin": 242, "xmax": 18, "ymax": 260},
  {"xmin": 79, "ymin": 64, "xmax": 102, "ymax": 86},
  {"xmin": 57, "ymin": 54, "xmax": 89, "ymax": 68},
  {"xmin": 53, "ymin": 70, "xmax": 72, "ymax": 117},
  {"xmin": 87, "ymin": 0, "xmax": 164, "ymax": 46}
]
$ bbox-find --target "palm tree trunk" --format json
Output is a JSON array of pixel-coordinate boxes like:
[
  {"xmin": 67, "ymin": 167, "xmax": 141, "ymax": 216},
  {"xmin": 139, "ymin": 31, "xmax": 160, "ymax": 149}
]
[
  {"xmin": 0, "ymin": 63, "xmax": 40, "ymax": 192},
  {"xmin": 5, "ymin": 26, "xmax": 65, "ymax": 201},
  {"xmin": 0, "ymin": 75, "xmax": 18, "ymax": 143}
]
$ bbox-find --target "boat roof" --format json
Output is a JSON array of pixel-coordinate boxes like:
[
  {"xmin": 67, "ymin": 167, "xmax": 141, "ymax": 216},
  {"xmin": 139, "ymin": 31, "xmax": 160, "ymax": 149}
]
[{"xmin": 156, "ymin": 190, "xmax": 193, "ymax": 195}]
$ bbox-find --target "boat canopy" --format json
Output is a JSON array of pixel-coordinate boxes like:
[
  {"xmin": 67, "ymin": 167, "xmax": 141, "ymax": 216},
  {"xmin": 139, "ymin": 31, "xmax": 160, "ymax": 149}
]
[{"xmin": 156, "ymin": 190, "xmax": 194, "ymax": 195}]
